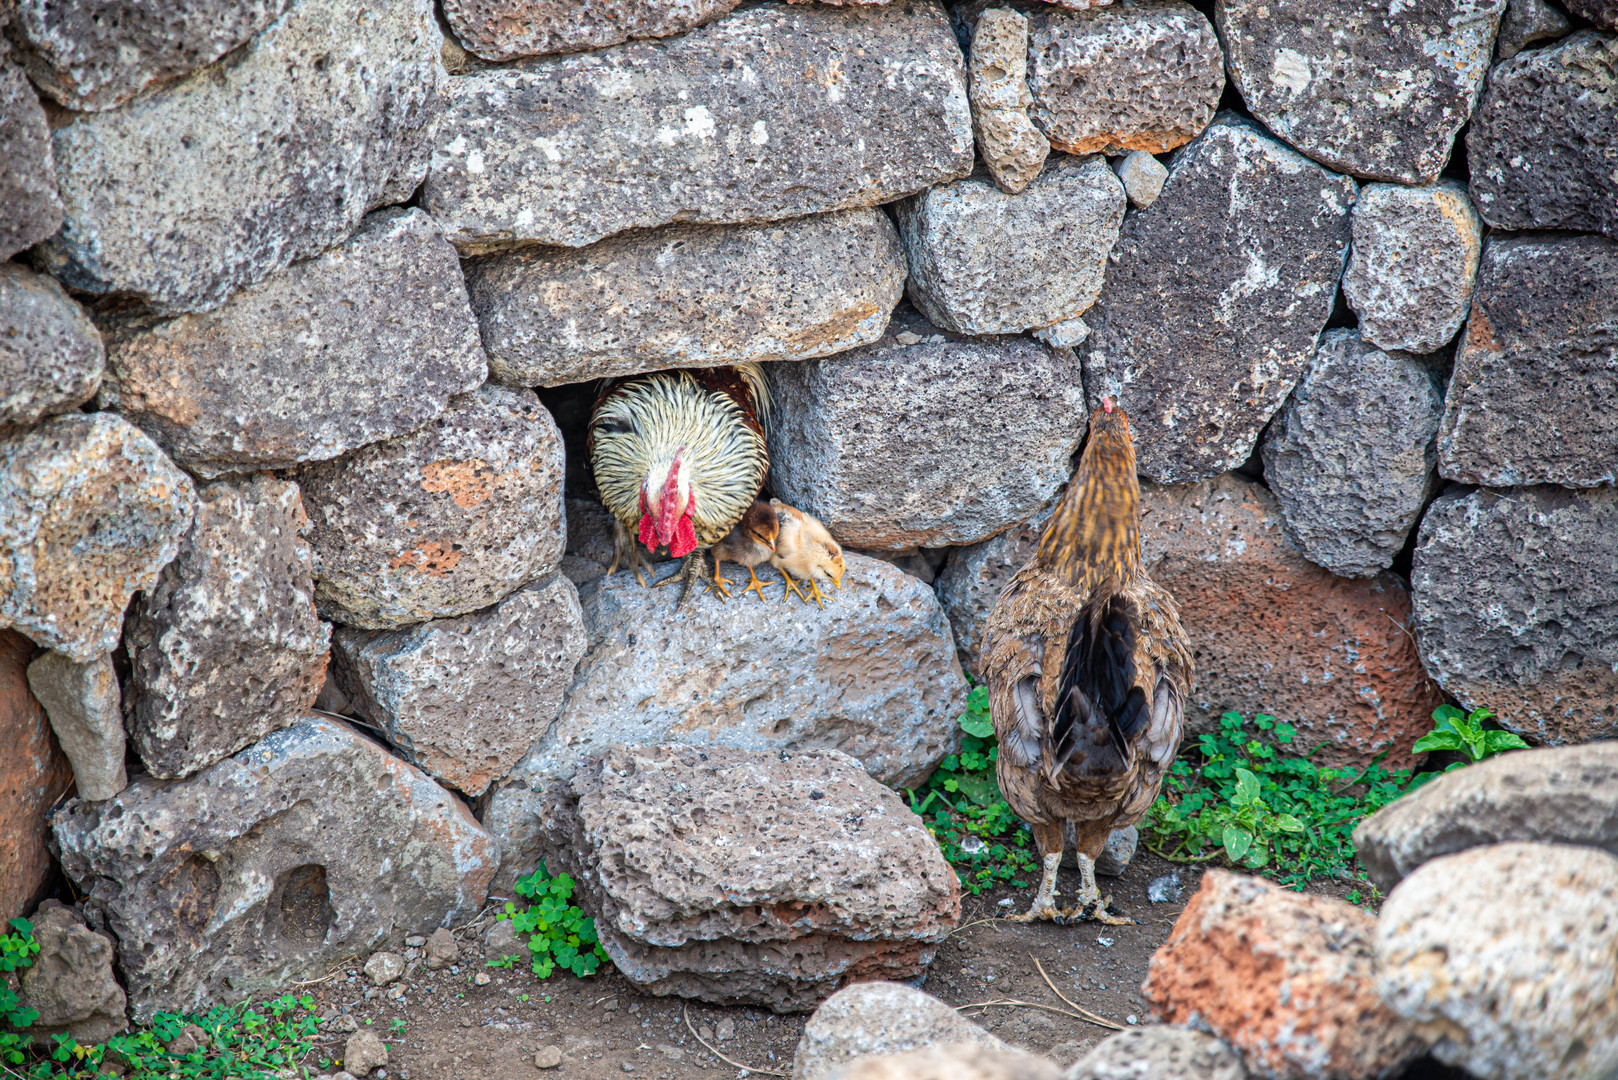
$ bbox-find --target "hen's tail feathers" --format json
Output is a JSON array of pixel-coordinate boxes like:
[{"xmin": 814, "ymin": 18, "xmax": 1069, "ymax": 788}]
[{"xmin": 1047, "ymin": 593, "xmax": 1148, "ymax": 784}]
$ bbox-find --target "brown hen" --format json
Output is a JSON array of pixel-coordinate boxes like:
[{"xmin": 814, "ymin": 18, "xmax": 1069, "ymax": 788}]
[{"xmin": 981, "ymin": 400, "xmax": 1193, "ymax": 923}]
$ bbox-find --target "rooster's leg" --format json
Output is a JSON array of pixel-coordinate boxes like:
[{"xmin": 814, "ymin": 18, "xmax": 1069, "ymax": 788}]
[
  {"xmin": 741, "ymin": 566, "xmax": 771, "ymax": 603},
  {"xmin": 1067, "ymin": 853, "xmax": 1135, "ymax": 925},
  {"xmin": 609, "ymin": 520, "xmax": 649, "ymax": 587},
  {"xmin": 1006, "ymin": 822, "xmax": 1065, "ymax": 923},
  {"xmin": 651, "ymin": 551, "xmax": 706, "ymax": 608}
]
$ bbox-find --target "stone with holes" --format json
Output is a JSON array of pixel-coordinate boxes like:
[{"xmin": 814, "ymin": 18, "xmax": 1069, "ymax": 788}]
[
  {"xmin": 1567, "ymin": 0, "xmax": 1618, "ymax": 26},
  {"xmin": 51, "ymin": 715, "xmax": 497, "ymax": 1022},
  {"xmin": 0, "ymin": 262, "xmax": 104, "ymax": 431},
  {"xmin": 15, "ymin": 900, "xmax": 127, "ymax": 1047},
  {"xmin": 1068, "ymin": 1027, "xmax": 1247, "ymax": 1080},
  {"xmin": 0, "ymin": 50, "xmax": 63, "ymax": 261},
  {"xmin": 934, "ymin": 504, "xmax": 1054, "ymax": 677},
  {"xmin": 539, "ymin": 745, "xmax": 960, "ymax": 1011},
  {"xmin": 829, "ymin": 1043, "xmax": 1062, "ymax": 1080},
  {"xmin": 441, "ymin": 0, "xmax": 738, "ymax": 60},
  {"xmin": 1496, "ymin": 0, "xmax": 1571, "ymax": 58},
  {"xmin": 968, "ymin": 8, "xmax": 1050, "ymax": 194}
]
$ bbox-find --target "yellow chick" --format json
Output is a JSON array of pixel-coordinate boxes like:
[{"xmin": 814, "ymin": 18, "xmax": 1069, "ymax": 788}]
[{"xmin": 768, "ymin": 499, "xmax": 846, "ymax": 609}]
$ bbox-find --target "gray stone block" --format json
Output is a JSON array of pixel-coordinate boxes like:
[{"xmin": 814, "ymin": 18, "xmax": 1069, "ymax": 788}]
[
  {"xmin": 896, "ymin": 154, "xmax": 1125, "ymax": 336},
  {"xmin": 1069, "ymin": 1028, "xmax": 1247, "ymax": 1080},
  {"xmin": 99, "ymin": 208, "xmax": 487, "ymax": 478},
  {"xmin": 1467, "ymin": 31, "xmax": 1618, "ymax": 238},
  {"xmin": 1261, "ymin": 330, "xmax": 1443, "ymax": 578},
  {"xmin": 1566, "ymin": 0, "xmax": 1618, "ymax": 29},
  {"xmin": 1496, "ymin": 0, "xmax": 1571, "ymax": 58},
  {"xmin": 442, "ymin": 0, "xmax": 738, "ymax": 61},
  {"xmin": 1343, "ymin": 182, "xmax": 1482, "ymax": 354},
  {"xmin": 51, "ymin": 716, "xmax": 497, "ymax": 1022},
  {"xmin": 294, "ymin": 385, "xmax": 567, "ymax": 630},
  {"xmin": 0, "ymin": 414, "xmax": 195, "ymax": 663},
  {"xmin": 1114, "ymin": 150, "xmax": 1168, "ymax": 208},
  {"xmin": 0, "ymin": 50, "xmax": 63, "ymax": 261},
  {"xmin": 793, "ymin": 984, "xmax": 1005, "ymax": 1080},
  {"xmin": 332, "ymin": 575, "xmax": 587, "ymax": 797},
  {"xmin": 1081, "ymin": 113, "xmax": 1355, "ymax": 483},
  {"xmin": 25, "ymin": 652, "xmax": 127, "ymax": 802},
  {"xmin": 36, "ymin": 0, "xmax": 442, "ymax": 314},
  {"xmin": 1412, "ymin": 486, "xmax": 1618, "ymax": 745},
  {"xmin": 422, "ymin": 2, "xmax": 973, "ymax": 251},
  {"xmin": 465, "ymin": 208, "xmax": 904, "ymax": 388},
  {"xmin": 934, "ymin": 504, "xmax": 1053, "ymax": 677},
  {"xmin": 969, "ymin": 8, "xmax": 1050, "ymax": 193},
  {"xmin": 1218, "ymin": 0, "xmax": 1507, "ymax": 184},
  {"xmin": 767, "ymin": 307, "xmax": 1087, "ymax": 549},
  {"xmin": 0, "ymin": 263, "xmax": 104, "ymax": 431},
  {"xmin": 124, "ymin": 476, "xmax": 332, "ymax": 781},
  {"xmin": 1026, "ymin": 1, "xmax": 1224, "ymax": 156},
  {"xmin": 1438, "ymin": 233, "xmax": 1618, "ymax": 488}
]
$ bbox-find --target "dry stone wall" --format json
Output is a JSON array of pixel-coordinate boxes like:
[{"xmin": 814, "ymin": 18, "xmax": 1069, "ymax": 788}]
[{"xmin": 0, "ymin": 0, "xmax": 1613, "ymax": 1026}]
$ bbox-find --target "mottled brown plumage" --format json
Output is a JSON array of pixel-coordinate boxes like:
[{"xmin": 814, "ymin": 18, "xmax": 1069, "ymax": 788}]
[{"xmin": 981, "ymin": 401, "xmax": 1193, "ymax": 922}]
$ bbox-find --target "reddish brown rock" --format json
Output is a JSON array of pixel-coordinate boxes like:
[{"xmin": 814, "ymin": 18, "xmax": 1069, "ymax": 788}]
[
  {"xmin": 1141, "ymin": 474, "xmax": 1441, "ymax": 768},
  {"xmin": 0, "ymin": 630, "xmax": 73, "ymax": 920},
  {"xmin": 1143, "ymin": 870, "xmax": 1429, "ymax": 1080}
]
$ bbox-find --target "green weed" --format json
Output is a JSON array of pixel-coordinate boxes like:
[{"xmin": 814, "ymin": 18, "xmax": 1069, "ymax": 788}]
[
  {"xmin": 1414, "ymin": 704, "xmax": 1529, "ymax": 765},
  {"xmin": 495, "ymin": 863, "xmax": 608, "ymax": 979}
]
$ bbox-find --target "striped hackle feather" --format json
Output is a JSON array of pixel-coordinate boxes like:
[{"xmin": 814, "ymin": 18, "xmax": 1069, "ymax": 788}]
[
  {"xmin": 1035, "ymin": 406, "xmax": 1142, "ymax": 589},
  {"xmin": 590, "ymin": 366, "xmax": 770, "ymax": 548}
]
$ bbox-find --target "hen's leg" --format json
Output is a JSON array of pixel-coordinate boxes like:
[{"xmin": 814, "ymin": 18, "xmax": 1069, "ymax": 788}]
[
  {"xmin": 1068, "ymin": 853, "xmax": 1135, "ymax": 926},
  {"xmin": 1007, "ymin": 822, "xmax": 1065, "ymax": 923},
  {"xmin": 741, "ymin": 566, "xmax": 771, "ymax": 603}
]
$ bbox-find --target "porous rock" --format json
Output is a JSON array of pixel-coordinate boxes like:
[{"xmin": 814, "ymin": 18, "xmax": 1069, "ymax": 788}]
[
  {"xmin": 1260, "ymin": 330, "xmax": 1443, "ymax": 578},
  {"xmin": 540, "ymin": 746, "xmax": 960, "ymax": 1012},
  {"xmin": 0, "ymin": 51, "xmax": 63, "ymax": 261},
  {"xmin": 485, "ymin": 554, "xmax": 967, "ymax": 890},
  {"xmin": 1081, "ymin": 114, "xmax": 1355, "ymax": 484},
  {"xmin": 15, "ymin": 900, "xmax": 126, "ymax": 1047},
  {"xmin": 123, "ymin": 476, "xmax": 331, "ymax": 781},
  {"xmin": 1217, "ymin": 0, "xmax": 1507, "ymax": 184},
  {"xmin": 51, "ymin": 716, "xmax": 497, "ymax": 1022},
  {"xmin": 0, "ymin": 262, "xmax": 104, "ymax": 431},
  {"xmin": 767, "ymin": 307, "xmax": 1086, "ymax": 550},
  {"xmin": 0, "ymin": 413, "xmax": 195, "ymax": 663},
  {"xmin": 969, "ymin": 8, "xmax": 1050, "ymax": 194},
  {"xmin": 934, "ymin": 504, "xmax": 1053, "ymax": 676},
  {"xmin": 10, "ymin": 0, "xmax": 289, "ymax": 111},
  {"xmin": 1496, "ymin": 0, "xmax": 1571, "ymax": 58},
  {"xmin": 445, "ymin": 0, "xmax": 739, "ymax": 60},
  {"xmin": 0, "ymin": 631, "xmax": 74, "ymax": 926},
  {"xmin": 1068, "ymin": 1027, "xmax": 1248, "ymax": 1080},
  {"xmin": 1141, "ymin": 474, "xmax": 1441, "ymax": 768},
  {"xmin": 1341, "ymin": 182, "xmax": 1482, "ymax": 354},
  {"xmin": 896, "ymin": 155, "xmax": 1125, "ymax": 336},
  {"xmin": 37, "ymin": 0, "xmax": 441, "ymax": 314},
  {"xmin": 831, "ymin": 1043, "xmax": 1062, "ymax": 1080},
  {"xmin": 1410, "ymin": 486, "xmax": 1618, "ymax": 745},
  {"xmin": 1467, "ymin": 31, "xmax": 1618, "ymax": 237},
  {"xmin": 1142, "ymin": 870, "xmax": 1429, "ymax": 1080},
  {"xmin": 294, "ymin": 385, "xmax": 567, "ymax": 630},
  {"xmin": 423, "ymin": 2, "xmax": 972, "ymax": 250},
  {"xmin": 25, "ymin": 651, "xmax": 127, "ymax": 801},
  {"xmin": 1438, "ymin": 233, "xmax": 1618, "ymax": 488},
  {"xmin": 1114, "ymin": 150, "xmax": 1168, "ymax": 208},
  {"xmin": 98, "ymin": 208, "xmax": 488, "ymax": 479},
  {"xmin": 1376, "ymin": 843, "xmax": 1618, "ymax": 1080},
  {"xmin": 465, "ymin": 208, "xmax": 904, "ymax": 387},
  {"xmin": 332, "ymin": 575, "xmax": 587, "ymax": 797},
  {"xmin": 1354, "ymin": 742, "xmax": 1618, "ymax": 892},
  {"xmin": 1025, "ymin": 1, "xmax": 1224, "ymax": 156},
  {"xmin": 1566, "ymin": 0, "xmax": 1618, "ymax": 27},
  {"xmin": 795, "ymin": 981, "xmax": 1004, "ymax": 1080},
  {"xmin": 561, "ymin": 497, "xmax": 673, "ymax": 588}
]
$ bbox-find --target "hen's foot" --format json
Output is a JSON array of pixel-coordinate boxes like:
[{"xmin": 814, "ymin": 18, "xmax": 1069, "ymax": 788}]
[
  {"xmin": 1068, "ymin": 853, "xmax": 1137, "ymax": 925},
  {"xmin": 1005, "ymin": 902, "xmax": 1067, "ymax": 924},
  {"xmin": 1007, "ymin": 852, "xmax": 1064, "ymax": 923},
  {"xmin": 741, "ymin": 567, "xmax": 772, "ymax": 603}
]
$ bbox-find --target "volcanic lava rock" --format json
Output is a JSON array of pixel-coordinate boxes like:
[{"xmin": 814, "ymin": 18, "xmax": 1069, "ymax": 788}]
[
  {"xmin": 539, "ymin": 745, "xmax": 960, "ymax": 1011},
  {"xmin": 0, "ymin": 631, "xmax": 74, "ymax": 924},
  {"xmin": 99, "ymin": 208, "xmax": 487, "ymax": 479},
  {"xmin": 422, "ymin": 2, "xmax": 972, "ymax": 250},
  {"xmin": 0, "ymin": 263, "xmax": 104, "ymax": 431},
  {"xmin": 1081, "ymin": 113, "xmax": 1355, "ymax": 483},
  {"xmin": 1438, "ymin": 233, "xmax": 1618, "ymax": 488},
  {"xmin": 465, "ymin": 209, "xmax": 904, "ymax": 387},
  {"xmin": 1566, "ymin": 0, "xmax": 1618, "ymax": 27},
  {"xmin": 1217, "ymin": 0, "xmax": 1507, "ymax": 184},
  {"xmin": 25, "ymin": 651, "xmax": 127, "ymax": 801},
  {"xmin": 1069, "ymin": 1028, "xmax": 1248, "ymax": 1080},
  {"xmin": 934, "ymin": 505, "xmax": 1053, "ymax": 676},
  {"xmin": 1495, "ymin": 0, "xmax": 1571, "ymax": 58},
  {"xmin": 1114, "ymin": 150, "xmax": 1168, "ymax": 208},
  {"xmin": 1467, "ymin": 30, "xmax": 1618, "ymax": 237},
  {"xmin": 441, "ymin": 0, "xmax": 738, "ymax": 60},
  {"xmin": 793, "ymin": 983, "xmax": 1008, "ymax": 1080},
  {"xmin": 51, "ymin": 716, "xmax": 497, "ymax": 1022},
  {"xmin": 830, "ymin": 1044, "xmax": 1061, "ymax": 1080},
  {"xmin": 1411, "ymin": 485, "xmax": 1618, "ymax": 745},
  {"xmin": 0, "ymin": 50, "xmax": 63, "ymax": 262},
  {"xmin": 294, "ymin": 385, "xmax": 567, "ymax": 630},
  {"xmin": 14, "ymin": 900, "xmax": 127, "ymax": 1047},
  {"xmin": 36, "ymin": 0, "xmax": 442, "ymax": 314},
  {"xmin": 968, "ymin": 7, "xmax": 1050, "ymax": 194}
]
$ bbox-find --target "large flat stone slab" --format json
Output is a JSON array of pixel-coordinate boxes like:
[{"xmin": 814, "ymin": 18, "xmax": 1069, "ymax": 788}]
[
  {"xmin": 766, "ymin": 306, "xmax": 1086, "ymax": 550},
  {"xmin": 52, "ymin": 716, "xmax": 496, "ymax": 1023},
  {"xmin": 124, "ymin": 477, "xmax": 331, "ymax": 780},
  {"xmin": 1411, "ymin": 486, "xmax": 1618, "ymax": 746},
  {"xmin": 1081, "ymin": 114, "xmax": 1355, "ymax": 483},
  {"xmin": 1467, "ymin": 31, "xmax": 1618, "ymax": 238},
  {"xmin": 0, "ymin": 51, "xmax": 63, "ymax": 261},
  {"xmin": 1217, "ymin": 0, "xmax": 1507, "ymax": 184},
  {"xmin": 422, "ymin": 2, "xmax": 972, "ymax": 250},
  {"xmin": 1439, "ymin": 235, "xmax": 1617, "ymax": 489},
  {"xmin": 99, "ymin": 208, "xmax": 487, "ymax": 478},
  {"xmin": 36, "ymin": 0, "xmax": 442, "ymax": 314},
  {"xmin": 442, "ymin": 0, "xmax": 739, "ymax": 61},
  {"xmin": 465, "ymin": 209, "xmax": 904, "ymax": 387},
  {"xmin": 294, "ymin": 385, "xmax": 567, "ymax": 630},
  {"xmin": 484, "ymin": 553, "xmax": 967, "ymax": 891},
  {"xmin": 895, "ymin": 154, "xmax": 1125, "ymax": 335},
  {"xmin": 0, "ymin": 263, "xmax": 104, "ymax": 431}
]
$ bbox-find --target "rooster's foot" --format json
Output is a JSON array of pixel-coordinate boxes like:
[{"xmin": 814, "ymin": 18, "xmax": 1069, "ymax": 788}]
[
  {"xmin": 652, "ymin": 552, "xmax": 705, "ymax": 608},
  {"xmin": 741, "ymin": 567, "xmax": 772, "ymax": 603}
]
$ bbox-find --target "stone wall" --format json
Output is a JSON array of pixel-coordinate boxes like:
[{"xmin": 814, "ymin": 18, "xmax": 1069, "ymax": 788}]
[{"xmin": 0, "ymin": 0, "xmax": 1613, "ymax": 1015}]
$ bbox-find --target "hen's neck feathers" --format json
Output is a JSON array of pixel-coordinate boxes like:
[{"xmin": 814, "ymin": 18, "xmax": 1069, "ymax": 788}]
[{"xmin": 1036, "ymin": 416, "xmax": 1143, "ymax": 589}]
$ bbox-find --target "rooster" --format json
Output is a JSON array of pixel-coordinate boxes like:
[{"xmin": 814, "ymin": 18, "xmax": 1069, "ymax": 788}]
[
  {"xmin": 588, "ymin": 365, "xmax": 770, "ymax": 604},
  {"xmin": 980, "ymin": 400, "xmax": 1193, "ymax": 924}
]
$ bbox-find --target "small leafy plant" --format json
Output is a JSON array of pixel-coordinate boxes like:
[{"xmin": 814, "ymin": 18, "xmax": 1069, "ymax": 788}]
[
  {"xmin": 1413, "ymin": 704, "xmax": 1529, "ymax": 766},
  {"xmin": 496, "ymin": 863, "xmax": 609, "ymax": 979},
  {"xmin": 907, "ymin": 685, "xmax": 1038, "ymax": 894}
]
